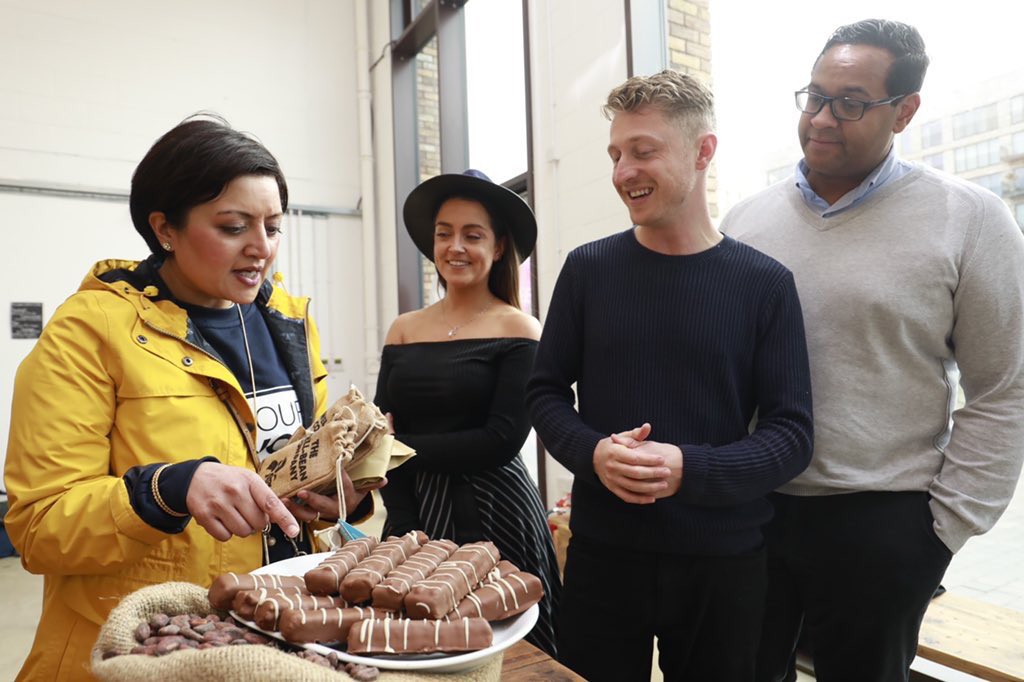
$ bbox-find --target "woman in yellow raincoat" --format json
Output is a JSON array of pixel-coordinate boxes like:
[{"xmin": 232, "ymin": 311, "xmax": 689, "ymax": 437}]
[{"xmin": 3, "ymin": 115, "xmax": 372, "ymax": 680}]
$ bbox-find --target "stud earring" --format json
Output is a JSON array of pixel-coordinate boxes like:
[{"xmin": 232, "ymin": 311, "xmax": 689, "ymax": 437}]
[{"xmin": 162, "ymin": 242, "xmax": 172, "ymax": 252}]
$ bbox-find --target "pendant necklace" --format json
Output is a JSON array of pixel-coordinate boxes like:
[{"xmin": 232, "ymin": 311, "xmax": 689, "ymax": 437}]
[{"xmin": 443, "ymin": 298, "xmax": 493, "ymax": 338}]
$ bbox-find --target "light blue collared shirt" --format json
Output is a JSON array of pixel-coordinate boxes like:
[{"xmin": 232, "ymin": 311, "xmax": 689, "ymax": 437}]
[{"xmin": 795, "ymin": 146, "xmax": 915, "ymax": 217}]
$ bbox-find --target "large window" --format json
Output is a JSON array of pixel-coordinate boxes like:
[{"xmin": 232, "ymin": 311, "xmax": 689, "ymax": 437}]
[
  {"xmin": 953, "ymin": 103, "xmax": 999, "ymax": 140},
  {"xmin": 465, "ymin": 0, "xmax": 527, "ymax": 187},
  {"xmin": 391, "ymin": 0, "xmax": 470, "ymax": 313},
  {"xmin": 390, "ymin": 0, "xmax": 544, "ymax": 499}
]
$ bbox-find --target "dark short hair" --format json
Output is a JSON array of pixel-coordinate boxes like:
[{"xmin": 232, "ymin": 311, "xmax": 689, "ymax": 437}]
[
  {"xmin": 433, "ymin": 195, "xmax": 522, "ymax": 309},
  {"xmin": 129, "ymin": 113, "xmax": 288, "ymax": 254},
  {"xmin": 819, "ymin": 19, "xmax": 929, "ymax": 96}
]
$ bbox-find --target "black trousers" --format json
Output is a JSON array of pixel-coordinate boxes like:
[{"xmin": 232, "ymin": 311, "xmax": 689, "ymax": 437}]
[
  {"xmin": 756, "ymin": 492, "xmax": 953, "ymax": 682},
  {"xmin": 558, "ymin": 534, "xmax": 766, "ymax": 682}
]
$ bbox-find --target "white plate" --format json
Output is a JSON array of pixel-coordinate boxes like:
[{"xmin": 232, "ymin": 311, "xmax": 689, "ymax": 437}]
[{"xmin": 236, "ymin": 551, "xmax": 539, "ymax": 673}]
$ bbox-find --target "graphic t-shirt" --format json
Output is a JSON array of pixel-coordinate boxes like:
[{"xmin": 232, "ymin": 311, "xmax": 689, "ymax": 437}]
[{"xmin": 183, "ymin": 302, "xmax": 300, "ymax": 460}]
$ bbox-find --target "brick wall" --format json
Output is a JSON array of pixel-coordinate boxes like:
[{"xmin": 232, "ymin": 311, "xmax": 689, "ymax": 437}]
[
  {"xmin": 416, "ymin": 37, "xmax": 442, "ymax": 305},
  {"xmin": 666, "ymin": 0, "xmax": 717, "ymax": 218}
]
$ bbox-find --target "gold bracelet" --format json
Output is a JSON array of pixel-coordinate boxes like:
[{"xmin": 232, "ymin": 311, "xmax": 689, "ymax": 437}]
[{"xmin": 152, "ymin": 464, "xmax": 189, "ymax": 518}]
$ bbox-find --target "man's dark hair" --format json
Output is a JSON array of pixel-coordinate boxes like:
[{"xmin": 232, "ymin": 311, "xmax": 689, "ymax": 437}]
[
  {"xmin": 129, "ymin": 113, "xmax": 288, "ymax": 254},
  {"xmin": 819, "ymin": 19, "xmax": 930, "ymax": 96}
]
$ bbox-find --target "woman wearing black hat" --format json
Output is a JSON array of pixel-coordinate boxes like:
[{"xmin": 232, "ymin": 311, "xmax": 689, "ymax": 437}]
[{"xmin": 374, "ymin": 170, "xmax": 560, "ymax": 657}]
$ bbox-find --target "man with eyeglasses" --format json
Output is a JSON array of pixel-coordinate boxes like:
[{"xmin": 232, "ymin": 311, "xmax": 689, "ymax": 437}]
[{"xmin": 723, "ymin": 18, "xmax": 1024, "ymax": 682}]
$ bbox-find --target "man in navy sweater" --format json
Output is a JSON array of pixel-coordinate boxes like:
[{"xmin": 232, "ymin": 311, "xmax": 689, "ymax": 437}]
[{"xmin": 526, "ymin": 70, "xmax": 814, "ymax": 681}]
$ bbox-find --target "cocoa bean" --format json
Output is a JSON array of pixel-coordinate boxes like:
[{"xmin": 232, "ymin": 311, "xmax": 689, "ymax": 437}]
[
  {"xmin": 149, "ymin": 613, "xmax": 170, "ymax": 629},
  {"xmin": 202, "ymin": 631, "xmax": 233, "ymax": 644},
  {"xmin": 157, "ymin": 624, "xmax": 180, "ymax": 636},
  {"xmin": 181, "ymin": 626, "xmax": 204, "ymax": 642},
  {"xmin": 155, "ymin": 639, "xmax": 181, "ymax": 655},
  {"xmin": 242, "ymin": 632, "xmax": 269, "ymax": 645},
  {"xmin": 170, "ymin": 614, "xmax": 191, "ymax": 629},
  {"xmin": 134, "ymin": 622, "xmax": 152, "ymax": 642},
  {"xmin": 192, "ymin": 622, "xmax": 215, "ymax": 634},
  {"xmin": 345, "ymin": 663, "xmax": 380, "ymax": 681}
]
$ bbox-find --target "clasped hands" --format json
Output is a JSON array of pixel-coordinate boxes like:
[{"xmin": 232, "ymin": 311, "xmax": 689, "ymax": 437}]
[
  {"xmin": 185, "ymin": 462, "xmax": 385, "ymax": 542},
  {"xmin": 593, "ymin": 422, "xmax": 683, "ymax": 504}
]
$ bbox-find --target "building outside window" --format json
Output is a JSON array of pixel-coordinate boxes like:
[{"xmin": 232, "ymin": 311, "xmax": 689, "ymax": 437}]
[
  {"xmin": 954, "ymin": 138, "xmax": 1002, "ymax": 172},
  {"xmin": 1012, "ymin": 168, "xmax": 1024, "ymax": 194},
  {"xmin": 922, "ymin": 152, "xmax": 944, "ymax": 170},
  {"xmin": 921, "ymin": 120, "xmax": 943, "ymax": 148},
  {"xmin": 1012, "ymin": 94, "xmax": 1024, "ymax": 124},
  {"xmin": 766, "ymin": 165, "xmax": 791, "ymax": 185},
  {"xmin": 953, "ymin": 103, "xmax": 999, "ymax": 140},
  {"xmin": 973, "ymin": 172, "xmax": 1004, "ymax": 197},
  {"xmin": 1013, "ymin": 131, "xmax": 1024, "ymax": 156}
]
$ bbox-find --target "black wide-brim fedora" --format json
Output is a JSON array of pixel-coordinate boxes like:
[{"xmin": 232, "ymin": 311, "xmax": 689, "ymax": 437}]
[{"xmin": 403, "ymin": 169, "xmax": 537, "ymax": 262}]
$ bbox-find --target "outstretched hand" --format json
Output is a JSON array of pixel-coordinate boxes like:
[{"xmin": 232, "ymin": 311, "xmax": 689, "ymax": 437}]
[{"xmin": 186, "ymin": 462, "xmax": 299, "ymax": 541}]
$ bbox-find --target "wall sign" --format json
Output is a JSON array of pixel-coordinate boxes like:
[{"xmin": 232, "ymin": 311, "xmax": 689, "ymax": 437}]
[{"xmin": 11, "ymin": 302, "xmax": 43, "ymax": 339}]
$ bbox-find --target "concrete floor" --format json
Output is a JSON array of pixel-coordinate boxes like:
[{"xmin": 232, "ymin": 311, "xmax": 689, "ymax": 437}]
[{"xmin": 0, "ymin": 556, "xmax": 42, "ymax": 682}]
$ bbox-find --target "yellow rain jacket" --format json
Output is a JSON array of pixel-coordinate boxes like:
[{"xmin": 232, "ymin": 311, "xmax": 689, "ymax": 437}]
[{"xmin": 4, "ymin": 257, "xmax": 328, "ymax": 680}]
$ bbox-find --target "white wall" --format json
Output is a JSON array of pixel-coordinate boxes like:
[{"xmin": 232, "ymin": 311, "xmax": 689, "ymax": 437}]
[
  {"xmin": 1, "ymin": 0, "xmax": 635, "ymax": 506},
  {"xmin": 0, "ymin": 0, "xmax": 368, "ymax": 478},
  {"xmin": 528, "ymin": 0, "xmax": 631, "ymax": 503}
]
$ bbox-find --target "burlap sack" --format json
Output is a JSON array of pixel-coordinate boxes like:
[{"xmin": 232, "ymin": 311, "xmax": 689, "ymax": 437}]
[
  {"xmin": 91, "ymin": 582, "xmax": 502, "ymax": 682},
  {"xmin": 262, "ymin": 386, "xmax": 416, "ymax": 500},
  {"xmin": 260, "ymin": 417, "xmax": 356, "ymax": 498}
]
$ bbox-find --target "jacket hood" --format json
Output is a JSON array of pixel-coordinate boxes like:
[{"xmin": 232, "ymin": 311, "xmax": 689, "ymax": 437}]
[{"xmin": 80, "ymin": 255, "xmax": 304, "ymax": 315}]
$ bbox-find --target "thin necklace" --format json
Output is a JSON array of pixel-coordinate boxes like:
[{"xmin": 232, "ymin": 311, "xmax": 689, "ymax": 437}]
[
  {"xmin": 442, "ymin": 297, "xmax": 493, "ymax": 338},
  {"xmin": 240, "ymin": 303, "xmax": 304, "ymax": 558},
  {"xmin": 237, "ymin": 303, "xmax": 259, "ymax": 450}
]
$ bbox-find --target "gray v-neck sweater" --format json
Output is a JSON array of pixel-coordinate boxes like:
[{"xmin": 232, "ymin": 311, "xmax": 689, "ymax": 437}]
[{"xmin": 723, "ymin": 165, "xmax": 1024, "ymax": 552}]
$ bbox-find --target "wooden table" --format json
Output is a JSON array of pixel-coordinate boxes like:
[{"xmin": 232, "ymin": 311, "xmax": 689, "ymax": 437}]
[
  {"xmin": 500, "ymin": 640, "xmax": 585, "ymax": 680},
  {"xmin": 917, "ymin": 592, "xmax": 1024, "ymax": 681}
]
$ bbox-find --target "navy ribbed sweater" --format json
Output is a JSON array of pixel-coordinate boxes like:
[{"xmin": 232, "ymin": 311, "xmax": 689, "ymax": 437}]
[{"xmin": 526, "ymin": 229, "xmax": 813, "ymax": 555}]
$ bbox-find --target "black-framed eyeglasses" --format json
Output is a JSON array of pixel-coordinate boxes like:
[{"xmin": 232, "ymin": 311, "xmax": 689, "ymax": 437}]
[{"xmin": 794, "ymin": 89, "xmax": 908, "ymax": 121}]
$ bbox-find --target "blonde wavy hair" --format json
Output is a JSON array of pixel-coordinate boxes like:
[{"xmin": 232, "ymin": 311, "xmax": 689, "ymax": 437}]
[{"xmin": 603, "ymin": 69, "xmax": 716, "ymax": 138}]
